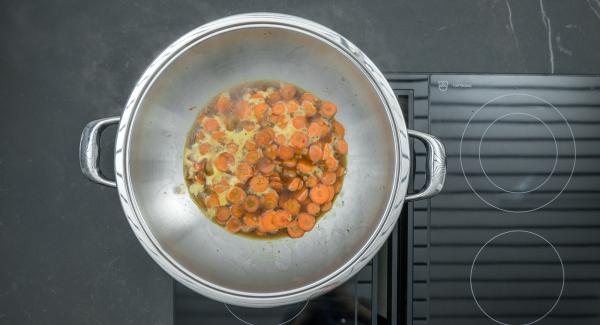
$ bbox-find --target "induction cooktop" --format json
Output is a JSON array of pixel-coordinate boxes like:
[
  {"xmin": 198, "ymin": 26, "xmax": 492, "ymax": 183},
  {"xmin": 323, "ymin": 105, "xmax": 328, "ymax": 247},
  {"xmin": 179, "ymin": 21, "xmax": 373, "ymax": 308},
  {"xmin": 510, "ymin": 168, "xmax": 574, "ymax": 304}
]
[{"xmin": 174, "ymin": 74, "xmax": 600, "ymax": 325}]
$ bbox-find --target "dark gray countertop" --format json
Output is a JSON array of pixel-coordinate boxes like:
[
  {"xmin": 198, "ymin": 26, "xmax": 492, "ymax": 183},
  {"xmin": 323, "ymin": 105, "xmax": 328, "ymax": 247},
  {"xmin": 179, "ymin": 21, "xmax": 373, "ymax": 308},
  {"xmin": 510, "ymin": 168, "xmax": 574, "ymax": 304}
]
[{"xmin": 1, "ymin": 1, "xmax": 599, "ymax": 324}]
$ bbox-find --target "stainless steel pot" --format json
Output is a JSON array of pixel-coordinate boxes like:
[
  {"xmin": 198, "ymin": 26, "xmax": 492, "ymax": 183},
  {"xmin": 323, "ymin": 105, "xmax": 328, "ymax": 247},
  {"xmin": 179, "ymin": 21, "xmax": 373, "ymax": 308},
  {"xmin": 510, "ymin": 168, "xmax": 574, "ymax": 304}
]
[{"xmin": 79, "ymin": 13, "xmax": 446, "ymax": 307}]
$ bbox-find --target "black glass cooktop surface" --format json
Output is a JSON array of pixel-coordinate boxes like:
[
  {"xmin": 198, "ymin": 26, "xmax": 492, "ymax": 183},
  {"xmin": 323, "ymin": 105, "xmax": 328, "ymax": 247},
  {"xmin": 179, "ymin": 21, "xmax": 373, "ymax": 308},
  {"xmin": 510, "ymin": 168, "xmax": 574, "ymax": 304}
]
[{"xmin": 398, "ymin": 74, "xmax": 600, "ymax": 325}]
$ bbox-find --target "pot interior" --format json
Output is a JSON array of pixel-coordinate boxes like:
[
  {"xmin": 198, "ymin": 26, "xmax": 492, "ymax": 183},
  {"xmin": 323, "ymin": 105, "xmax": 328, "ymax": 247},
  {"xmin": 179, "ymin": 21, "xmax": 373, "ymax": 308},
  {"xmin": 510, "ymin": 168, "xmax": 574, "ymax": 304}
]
[{"xmin": 125, "ymin": 24, "xmax": 398, "ymax": 295}]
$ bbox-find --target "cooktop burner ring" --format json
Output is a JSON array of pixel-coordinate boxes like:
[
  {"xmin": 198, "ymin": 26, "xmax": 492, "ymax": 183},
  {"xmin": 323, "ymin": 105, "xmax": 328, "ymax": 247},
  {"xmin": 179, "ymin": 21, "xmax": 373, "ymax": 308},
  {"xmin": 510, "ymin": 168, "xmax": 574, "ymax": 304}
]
[
  {"xmin": 478, "ymin": 112, "xmax": 559, "ymax": 194},
  {"xmin": 469, "ymin": 230, "xmax": 565, "ymax": 325},
  {"xmin": 224, "ymin": 300, "xmax": 310, "ymax": 325},
  {"xmin": 460, "ymin": 93, "xmax": 577, "ymax": 213}
]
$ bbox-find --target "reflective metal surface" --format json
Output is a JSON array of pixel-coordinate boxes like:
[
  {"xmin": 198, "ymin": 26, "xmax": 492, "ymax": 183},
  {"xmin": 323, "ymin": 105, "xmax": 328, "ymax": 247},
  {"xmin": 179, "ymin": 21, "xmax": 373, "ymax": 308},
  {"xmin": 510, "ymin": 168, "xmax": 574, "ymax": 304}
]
[
  {"xmin": 81, "ymin": 13, "xmax": 445, "ymax": 307},
  {"xmin": 79, "ymin": 116, "xmax": 120, "ymax": 187}
]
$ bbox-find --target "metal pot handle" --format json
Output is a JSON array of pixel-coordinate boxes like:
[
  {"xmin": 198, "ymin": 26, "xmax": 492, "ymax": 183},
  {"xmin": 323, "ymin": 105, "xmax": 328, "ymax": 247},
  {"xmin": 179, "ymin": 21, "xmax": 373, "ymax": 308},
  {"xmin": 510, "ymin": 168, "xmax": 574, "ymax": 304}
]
[
  {"xmin": 79, "ymin": 116, "xmax": 120, "ymax": 187},
  {"xmin": 405, "ymin": 129, "xmax": 446, "ymax": 201}
]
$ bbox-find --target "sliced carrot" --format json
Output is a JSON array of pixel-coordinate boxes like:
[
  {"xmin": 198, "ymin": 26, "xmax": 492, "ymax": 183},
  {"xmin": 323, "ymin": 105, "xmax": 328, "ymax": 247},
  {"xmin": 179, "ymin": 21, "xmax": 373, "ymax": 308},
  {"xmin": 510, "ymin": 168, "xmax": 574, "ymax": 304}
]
[
  {"xmin": 203, "ymin": 117, "xmax": 219, "ymax": 132},
  {"xmin": 305, "ymin": 175, "xmax": 318, "ymax": 188},
  {"xmin": 267, "ymin": 91, "xmax": 281, "ymax": 105},
  {"xmin": 254, "ymin": 103, "xmax": 269, "ymax": 120},
  {"xmin": 317, "ymin": 119, "xmax": 330, "ymax": 135},
  {"xmin": 295, "ymin": 187, "xmax": 309, "ymax": 202},
  {"xmin": 236, "ymin": 162, "xmax": 253, "ymax": 182},
  {"xmin": 287, "ymin": 100, "xmax": 299, "ymax": 113},
  {"xmin": 226, "ymin": 217, "xmax": 242, "ymax": 233},
  {"xmin": 264, "ymin": 144, "xmax": 279, "ymax": 160},
  {"xmin": 275, "ymin": 134, "xmax": 287, "ymax": 145},
  {"xmin": 283, "ymin": 199, "xmax": 301, "ymax": 215},
  {"xmin": 227, "ymin": 143, "xmax": 239, "ymax": 154},
  {"xmin": 245, "ymin": 150, "xmax": 261, "ymax": 164},
  {"xmin": 320, "ymin": 100, "xmax": 337, "ymax": 118},
  {"xmin": 259, "ymin": 210, "xmax": 278, "ymax": 232},
  {"xmin": 249, "ymin": 175, "xmax": 269, "ymax": 193},
  {"xmin": 286, "ymin": 221, "xmax": 305, "ymax": 238},
  {"xmin": 309, "ymin": 184, "xmax": 330, "ymax": 204},
  {"xmin": 282, "ymin": 168, "xmax": 297, "ymax": 179},
  {"xmin": 301, "ymin": 92, "xmax": 317, "ymax": 103},
  {"xmin": 215, "ymin": 206, "xmax": 231, "ymax": 222},
  {"xmin": 290, "ymin": 131, "xmax": 308, "ymax": 149},
  {"xmin": 270, "ymin": 181, "xmax": 283, "ymax": 191},
  {"xmin": 326, "ymin": 185, "xmax": 335, "ymax": 202},
  {"xmin": 283, "ymin": 159, "xmax": 297, "ymax": 168},
  {"xmin": 297, "ymin": 213, "xmax": 316, "ymax": 231},
  {"xmin": 287, "ymin": 177, "xmax": 303, "ymax": 192},
  {"xmin": 206, "ymin": 193, "xmax": 220, "ymax": 208},
  {"xmin": 278, "ymin": 145, "xmax": 295, "ymax": 160},
  {"xmin": 308, "ymin": 144, "xmax": 323, "ymax": 162},
  {"xmin": 243, "ymin": 214, "xmax": 258, "ymax": 228},
  {"xmin": 198, "ymin": 143, "xmax": 211, "ymax": 154},
  {"xmin": 272, "ymin": 101, "xmax": 286, "ymax": 115},
  {"xmin": 261, "ymin": 192, "xmax": 279, "ymax": 210},
  {"xmin": 273, "ymin": 210, "xmax": 292, "ymax": 228},
  {"xmin": 336, "ymin": 139, "xmax": 348, "ymax": 154},
  {"xmin": 302, "ymin": 101, "xmax": 317, "ymax": 117},
  {"xmin": 257, "ymin": 158, "xmax": 275, "ymax": 174},
  {"xmin": 240, "ymin": 120, "xmax": 256, "ymax": 131},
  {"xmin": 325, "ymin": 156, "xmax": 339, "ymax": 171},
  {"xmin": 214, "ymin": 152, "xmax": 234, "ymax": 172},
  {"xmin": 215, "ymin": 93, "xmax": 231, "ymax": 114},
  {"xmin": 321, "ymin": 172, "xmax": 337, "ymax": 185},
  {"xmin": 321, "ymin": 202, "xmax": 332, "ymax": 212},
  {"xmin": 296, "ymin": 159, "xmax": 314, "ymax": 174},
  {"xmin": 334, "ymin": 180, "xmax": 343, "ymax": 194},
  {"xmin": 279, "ymin": 83, "xmax": 296, "ymax": 100},
  {"xmin": 227, "ymin": 186, "xmax": 246, "ymax": 204},
  {"xmin": 255, "ymin": 129, "xmax": 273, "ymax": 146},
  {"xmin": 322, "ymin": 143, "xmax": 334, "ymax": 160},
  {"xmin": 231, "ymin": 204, "xmax": 244, "ymax": 218},
  {"xmin": 292, "ymin": 116, "xmax": 306, "ymax": 129},
  {"xmin": 277, "ymin": 116, "xmax": 289, "ymax": 129},
  {"xmin": 336, "ymin": 166, "xmax": 346, "ymax": 177},
  {"xmin": 307, "ymin": 122, "xmax": 321, "ymax": 137},
  {"xmin": 306, "ymin": 202, "xmax": 320, "ymax": 215},
  {"xmin": 332, "ymin": 120, "xmax": 345, "ymax": 137},
  {"xmin": 243, "ymin": 195, "xmax": 260, "ymax": 212}
]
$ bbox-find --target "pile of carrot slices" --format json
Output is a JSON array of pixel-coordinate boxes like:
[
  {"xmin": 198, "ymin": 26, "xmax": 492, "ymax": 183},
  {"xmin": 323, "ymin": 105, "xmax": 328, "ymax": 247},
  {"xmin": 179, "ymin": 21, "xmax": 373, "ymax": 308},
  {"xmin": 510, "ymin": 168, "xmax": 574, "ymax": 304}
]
[{"xmin": 185, "ymin": 82, "xmax": 348, "ymax": 238}]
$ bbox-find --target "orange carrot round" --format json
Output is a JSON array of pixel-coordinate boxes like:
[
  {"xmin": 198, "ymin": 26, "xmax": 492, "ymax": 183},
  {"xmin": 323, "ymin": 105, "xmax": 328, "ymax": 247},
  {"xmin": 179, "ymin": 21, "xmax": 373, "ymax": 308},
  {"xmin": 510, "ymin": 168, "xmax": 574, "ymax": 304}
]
[
  {"xmin": 306, "ymin": 202, "xmax": 320, "ymax": 215},
  {"xmin": 261, "ymin": 192, "xmax": 279, "ymax": 210},
  {"xmin": 278, "ymin": 145, "xmax": 295, "ymax": 160},
  {"xmin": 336, "ymin": 139, "xmax": 348, "ymax": 154},
  {"xmin": 290, "ymin": 131, "xmax": 308, "ymax": 149},
  {"xmin": 227, "ymin": 186, "xmax": 246, "ymax": 204},
  {"xmin": 287, "ymin": 177, "xmax": 303, "ymax": 192},
  {"xmin": 286, "ymin": 221, "xmax": 305, "ymax": 238},
  {"xmin": 231, "ymin": 205, "xmax": 244, "ymax": 218},
  {"xmin": 272, "ymin": 101, "xmax": 286, "ymax": 115},
  {"xmin": 273, "ymin": 210, "xmax": 292, "ymax": 228},
  {"xmin": 215, "ymin": 206, "xmax": 231, "ymax": 222},
  {"xmin": 321, "ymin": 172, "xmax": 337, "ymax": 185},
  {"xmin": 333, "ymin": 120, "xmax": 345, "ymax": 137},
  {"xmin": 226, "ymin": 217, "xmax": 242, "ymax": 233},
  {"xmin": 214, "ymin": 152, "xmax": 234, "ymax": 172},
  {"xmin": 249, "ymin": 175, "xmax": 269, "ymax": 193},
  {"xmin": 295, "ymin": 187, "xmax": 309, "ymax": 202},
  {"xmin": 243, "ymin": 195, "xmax": 260, "ymax": 212},
  {"xmin": 308, "ymin": 144, "xmax": 323, "ymax": 162},
  {"xmin": 292, "ymin": 116, "xmax": 306, "ymax": 129},
  {"xmin": 198, "ymin": 143, "xmax": 211, "ymax": 154},
  {"xmin": 320, "ymin": 100, "xmax": 337, "ymax": 118},
  {"xmin": 297, "ymin": 213, "xmax": 316, "ymax": 231},
  {"xmin": 203, "ymin": 117, "xmax": 219, "ymax": 132},
  {"xmin": 309, "ymin": 184, "xmax": 330, "ymax": 204},
  {"xmin": 307, "ymin": 122, "xmax": 321, "ymax": 137},
  {"xmin": 236, "ymin": 162, "xmax": 253, "ymax": 182},
  {"xmin": 302, "ymin": 101, "xmax": 317, "ymax": 117},
  {"xmin": 206, "ymin": 193, "xmax": 220, "ymax": 208},
  {"xmin": 305, "ymin": 175, "xmax": 318, "ymax": 188},
  {"xmin": 287, "ymin": 100, "xmax": 299, "ymax": 113}
]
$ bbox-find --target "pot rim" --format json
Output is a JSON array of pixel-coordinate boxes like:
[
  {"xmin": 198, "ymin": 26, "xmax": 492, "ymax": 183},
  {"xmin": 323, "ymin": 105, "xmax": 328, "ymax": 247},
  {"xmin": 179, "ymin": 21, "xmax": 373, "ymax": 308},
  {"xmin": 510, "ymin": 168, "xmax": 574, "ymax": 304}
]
[{"xmin": 112, "ymin": 12, "xmax": 410, "ymax": 307}]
